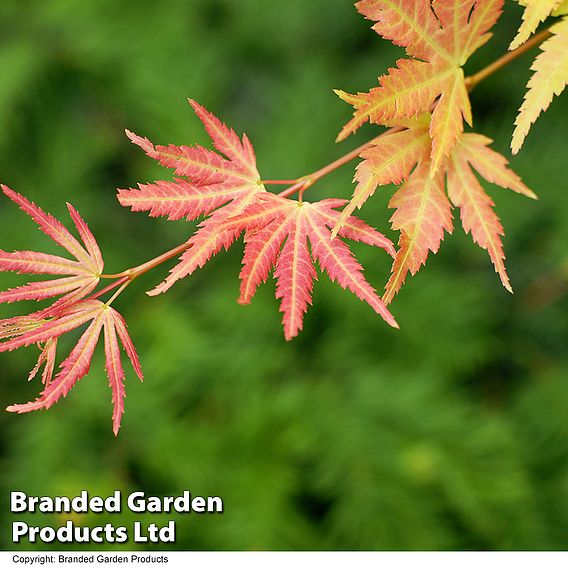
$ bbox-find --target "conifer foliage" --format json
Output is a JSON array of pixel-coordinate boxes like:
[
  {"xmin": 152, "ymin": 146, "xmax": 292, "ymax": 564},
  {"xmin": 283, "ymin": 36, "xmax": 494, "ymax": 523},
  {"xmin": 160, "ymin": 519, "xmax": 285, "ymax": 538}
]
[{"xmin": 0, "ymin": 0, "xmax": 566, "ymax": 432}]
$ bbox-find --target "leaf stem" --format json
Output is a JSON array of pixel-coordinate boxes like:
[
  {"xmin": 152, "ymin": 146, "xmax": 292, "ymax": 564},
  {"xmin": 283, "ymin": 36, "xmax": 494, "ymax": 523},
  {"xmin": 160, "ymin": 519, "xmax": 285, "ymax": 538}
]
[
  {"xmin": 88, "ymin": 277, "xmax": 130, "ymax": 302},
  {"xmin": 279, "ymin": 127, "xmax": 405, "ymax": 199},
  {"xmin": 105, "ymin": 279, "xmax": 132, "ymax": 307},
  {"xmin": 95, "ymin": 241, "xmax": 193, "ymax": 303},
  {"xmin": 261, "ymin": 179, "xmax": 302, "ymax": 185},
  {"xmin": 101, "ymin": 241, "xmax": 191, "ymax": 281}
]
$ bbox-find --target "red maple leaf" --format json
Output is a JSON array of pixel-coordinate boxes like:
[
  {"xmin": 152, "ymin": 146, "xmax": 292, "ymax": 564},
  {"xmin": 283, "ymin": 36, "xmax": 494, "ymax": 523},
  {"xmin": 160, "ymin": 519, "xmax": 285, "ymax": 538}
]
[
  {"xmin": 225, "ymin": 193, "xmax": 397, "ymax": 340},
  {"xmin": 0, "ymin": 187, "xmax": 142, "ymax": 434},
  {"xmin": 0, "ymin": 186, "xmax": 103, "ymax": 306},
  {"xmin": 118, "ymin": 99, "xmax": 265, "ymax": 296},
  {"xmin": 120, "ymin": 101, "xmax": 398, "ymax": 338}
]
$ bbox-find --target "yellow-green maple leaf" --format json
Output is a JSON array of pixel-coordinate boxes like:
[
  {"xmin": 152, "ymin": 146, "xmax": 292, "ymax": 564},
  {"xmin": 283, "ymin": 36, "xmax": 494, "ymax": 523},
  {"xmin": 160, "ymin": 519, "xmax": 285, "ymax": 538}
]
[
  {"xmin": 509, "ymin": 0, "xmax": 563, "ymax": 49},
  {"xmin": 509, "ymin": 0, "xmax": 568, "ymax": 153},
  {"xmin": 553, "ymin": 0, "xmax": 568, "ymax": 15},
  {"xmin": 333, "ymin": 116, "xmax": 431, "ymax": 234},
  {"xmin": 512, "ymin": 18, "xmax": 568, "ymax": 154}
]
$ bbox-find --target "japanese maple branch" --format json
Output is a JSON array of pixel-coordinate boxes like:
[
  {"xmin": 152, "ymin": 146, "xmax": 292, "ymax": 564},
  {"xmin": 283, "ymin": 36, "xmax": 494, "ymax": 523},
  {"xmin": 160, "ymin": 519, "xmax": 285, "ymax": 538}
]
[
  {"xmin": 101, "ymin": 240, "xmax": 190, "ymax": 281},
  {"xmin": 96, "ymin": 241, "xmax": 191, "ymax": 303},
  {"xmin": 272, "ymin": 25, "xmax": 553, "ymax": 199},
  {"xmin": 95, "ymin": 26, "xmax": 553, "ymax": 301}
]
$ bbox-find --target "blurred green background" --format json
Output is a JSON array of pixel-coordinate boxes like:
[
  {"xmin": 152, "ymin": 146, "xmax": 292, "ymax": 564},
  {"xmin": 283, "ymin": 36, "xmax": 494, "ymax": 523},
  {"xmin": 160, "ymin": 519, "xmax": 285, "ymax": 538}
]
[{"xmin": 0, "ymin": 0, "xmax": 567, "ymax": 552}]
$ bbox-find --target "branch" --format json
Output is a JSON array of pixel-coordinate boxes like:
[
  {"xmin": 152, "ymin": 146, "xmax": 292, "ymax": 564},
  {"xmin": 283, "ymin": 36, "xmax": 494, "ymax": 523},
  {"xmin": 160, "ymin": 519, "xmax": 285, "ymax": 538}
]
[
  {"xmin": 102, "ymin": 240, "xmax": 192, "ymax": 281},
  {"xmin": 465, "ymin": 27, "xmax": 553, "ymax": 91},
  {"xmin": 278, "ymin": 127, "xmax": 405, "ymax": 200},
  {"xmin": 275, "ymin": 27, "xmax": 553, "ymax": 199},
  {"xmin": 93, "ymin": 27, "xmax": 553, "ymax": 302},
  {"xmin": 97, "ymin": 241, "xmax": 193, "ymax": 304}
]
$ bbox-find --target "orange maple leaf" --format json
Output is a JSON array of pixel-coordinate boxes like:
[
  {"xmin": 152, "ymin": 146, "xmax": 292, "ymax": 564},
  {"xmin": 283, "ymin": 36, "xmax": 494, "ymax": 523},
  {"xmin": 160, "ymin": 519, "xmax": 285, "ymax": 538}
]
[
  {"xmin": 335, "ymin": 0, "xmax": 503, "ymax": 174},
  {"xmin": 374, "ymin": 122, "xmax": 536, "ymax": 303}
]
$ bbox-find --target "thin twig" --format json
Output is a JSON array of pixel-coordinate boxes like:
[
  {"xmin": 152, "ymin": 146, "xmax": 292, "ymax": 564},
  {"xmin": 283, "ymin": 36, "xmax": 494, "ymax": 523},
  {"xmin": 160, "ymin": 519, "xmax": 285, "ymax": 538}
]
[
  {"xmin": 279, "ymin": 127, "xmax": 404, "ymax": 198},
  {"xmin": 101, "ymin": 241, "xmax": 191, "ymax": 280},
  {"xmin": 88, "ymin": 277, "xmax": 130, "ymax": 302},
  {"xmin": 465, "ymin": 27, "xmax": 552, "ymax": 91}
]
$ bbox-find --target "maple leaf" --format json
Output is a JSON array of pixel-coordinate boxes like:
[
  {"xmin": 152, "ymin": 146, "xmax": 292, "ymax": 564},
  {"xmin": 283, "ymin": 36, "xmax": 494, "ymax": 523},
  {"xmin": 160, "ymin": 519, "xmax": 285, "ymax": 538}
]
[
  {"xmin": 225, "ymin": 193, "xmax": 397, "ymax": 340},
  {"xmin": 385, "ymin": 163, "xmax": 453, "ymax": 303},
  {"xmin": 509, "ymin": 0, "xmax": 566, "ymax": 50},
  {"xmin": 0, "ymin": 185, "xmax": 103, "ymax": 307},
  {"xmin": 333, "ymin": 116, "xmax": 432, "ymax": 233},
  {"xmin": 0, "ymin": 186, "xmax": 142, "ymax": 433},
  {"xmin": 118, "ymin": 100, "xmax": 397, "ymax": 339},
  {"xmin": 27, "ymin": 339, "xmax": 58, "ymax": 387},
  {"xmin": 335, "ymin": 0, "xmax": 503, "ymax": 174},
  {"xmin": 118, "ymin": 99, "xmax": 265, "ymax": 295},
  {"xmin": 511, "ymin": 16, "xmax": 568, "ymax": 154},
  {"xmin": 3, "ymin": 300, "xmax": 143, "ymax": 435},
  {"xmin": 381, "ymin": 129, "xmax": 536, "ymax": 303}
]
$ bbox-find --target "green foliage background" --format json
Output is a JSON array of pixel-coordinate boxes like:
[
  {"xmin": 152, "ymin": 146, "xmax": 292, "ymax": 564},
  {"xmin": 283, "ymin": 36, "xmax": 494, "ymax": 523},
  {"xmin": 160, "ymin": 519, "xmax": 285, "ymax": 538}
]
[{"xmin": 0, "ymin": 0, "xmax": 567, "ymax": 551}]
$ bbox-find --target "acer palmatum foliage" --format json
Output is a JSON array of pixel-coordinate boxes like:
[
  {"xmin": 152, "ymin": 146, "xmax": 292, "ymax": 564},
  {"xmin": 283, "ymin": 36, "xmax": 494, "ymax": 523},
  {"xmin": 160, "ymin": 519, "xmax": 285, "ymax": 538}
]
[
  {"xmin": 335, "ymin": 0, "xmax": 503, "ymax": 174},
  {"xmin": 510, "ymin": 0, "xmax": 568, "ymax": 153},
  {"xmin": 1, "ymin": 0, "xmax": 565, "ymax": 432},
  {"xmin": 334, "ymin": 0, "xmax": 537, "ymax": 300},
  {"xmin": 0, "ymin": 186, "xmax": 142, "ymax": 435},
  {"xmin": 334, "ymin": 115, "xmax": 535, "ymax": 303},
  {"xmin": 119, "ymin": 100, "xmax": 397, "ymax": 338},
  {"xmin": 225, "ymin": 193, "xmax": 397, "ymax": 339},
  {"xmin": 0, "ymin": 185, "xmax": 103, "ymax": 305},
  {"xmin": 118, "ymin": 99, "xmax": 265, "ymax": 297}
]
